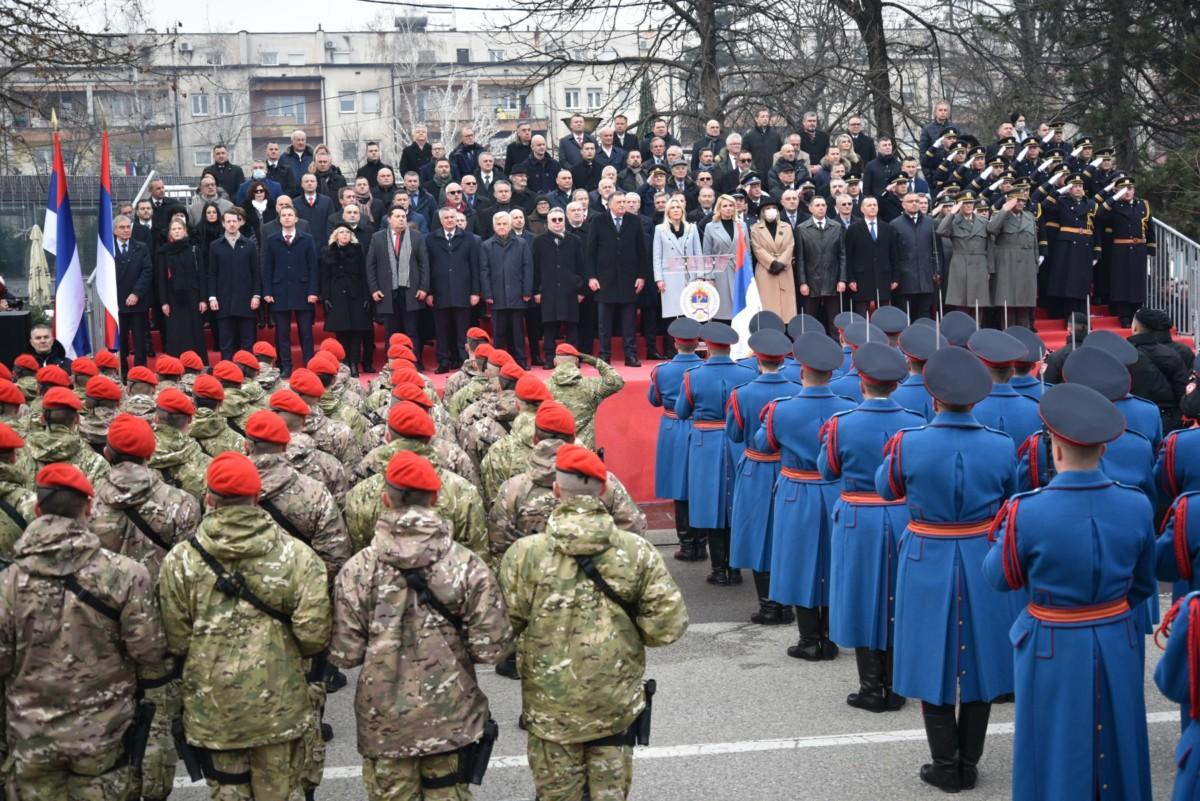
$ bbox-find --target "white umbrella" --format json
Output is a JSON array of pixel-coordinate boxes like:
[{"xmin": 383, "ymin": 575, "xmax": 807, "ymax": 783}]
[{"xmin": 26, "ymin": 225, "xmax": 54, "ymax": 308}]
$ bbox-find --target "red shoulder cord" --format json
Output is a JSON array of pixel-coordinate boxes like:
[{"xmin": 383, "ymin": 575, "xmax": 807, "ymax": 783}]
[
  {"xmin": 763, "ymin": 402, "xmax": 780, "ymax": 453},
  {"xmin": 650, "ymin": 365, "xmax": 661, "ymax": 405},
  {"xmin": 820, "ymin": 416, "xmax": 841, "ymax": 475},
  {"xmin": 1155, "ymin": 596, "xmax": 1200, "ymax": 721},
  {"xmin": 727, "ymin": 389, "xmax": 743, "ymax": 429},
  {"xmin": 1018, "ymin": 433, "xmax": 1041, "ymax": 490},
  {"xmin": 883, "ymin": 431, "xmax": 905, "ymax": 498},
  {"xmin": 1171, "ymin": 496, "xmax": 1193, "ymax": 582},
  {"xmin": 682, "ymin": 372, "xmax": 693, "ymax": 406},
  {"xmin": 1164, "ymin": 433, "xmax": 1180, "ymax": 499},
  {"xmin": 996, "ymin": 498, "xmax": 1025, "ymax": 589}
]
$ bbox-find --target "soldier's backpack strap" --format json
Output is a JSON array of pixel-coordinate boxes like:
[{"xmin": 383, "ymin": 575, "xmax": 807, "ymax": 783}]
[
  {"xmin": 0, "ymin": 495, "xmax": 27, "ymax": 531},
  {"xmin": 159, "ymin": 466, "xmax": 183, "ymax": 490},
  {"xmin": 186, "ymin": 537, "xmax": 292, "ymax": 627},
  {"xmin": 574, "ymin": 554, "xmax": 643, "ymax": 640},
  {"xmin": 259, "ymin": 497, "xmax": 312, "ymax": 545},
  {"xmin": 62, "ymin": 575, "xmax": 121, "ymax": 622},
  {"xmin": 122, "ymin": 507, "xmax": 171, "ymax": 552},
  {"xmin": 226, "ymin": 417, "xmax": 245, "ymax": 436},
  {"xmin": 400, "ymin": 568, "xmax": 465, "ymax": 631}
]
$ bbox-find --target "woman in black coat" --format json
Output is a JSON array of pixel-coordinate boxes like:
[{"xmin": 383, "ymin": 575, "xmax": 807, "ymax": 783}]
[
  {"xmin": 320, "ymin": 224, "xmax": 372, "ymax": 375},
  {"xmin": 532, "ymin": 213, "xmax": 584, "ymax": 361},
  {"xmin": 240, "ymin": 180, "xmax": 276, "ymax": 246},
  {"xmin": 156, "ymin": 217, "xmax": 209, "ymax": 359}
]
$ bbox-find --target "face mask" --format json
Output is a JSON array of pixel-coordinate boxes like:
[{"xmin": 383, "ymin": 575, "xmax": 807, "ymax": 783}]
[
  {"xmin": 252, "ymin": 169, "xmax": 266, "ymax": 179},
  {"xmin": 762, "ymin": 208, "xmax": 778, "ymax": 223}
]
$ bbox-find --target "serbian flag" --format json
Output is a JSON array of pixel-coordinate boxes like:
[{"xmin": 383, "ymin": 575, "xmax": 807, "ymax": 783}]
[
  {"xmin": 729, "ymin": 218, "xmax": 761, "ymax": 358},
  {"xmin": 95, "ymin": 132, "xmax": 120, "ymax": 350},
  {"xmin": 42, "ymin": 112, "xmax": 59, "ymax": 256},
  {"xmin": 50, "ymin": 125, "xmax": 91, "ymax": 358}
]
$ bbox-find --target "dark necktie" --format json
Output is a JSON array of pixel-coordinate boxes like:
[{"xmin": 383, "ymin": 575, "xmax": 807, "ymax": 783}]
[
  {"xmin": 285, "ymin": 234, "xmax": 293, "ymax": 245},
  {"xmin": 869, "ymin": 222, "xmax": 877, "ymax": 240}
]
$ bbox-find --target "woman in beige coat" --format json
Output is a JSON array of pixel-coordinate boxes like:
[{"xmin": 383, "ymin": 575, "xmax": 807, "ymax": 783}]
[{"xmin": 750, "ymin": 199, "xmax": 797, "ymax": 319}]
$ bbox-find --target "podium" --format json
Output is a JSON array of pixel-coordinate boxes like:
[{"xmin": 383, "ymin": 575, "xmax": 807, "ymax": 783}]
[{"xmin": 660, "ymin": 255, "xmax": 734, "ymax": 320}]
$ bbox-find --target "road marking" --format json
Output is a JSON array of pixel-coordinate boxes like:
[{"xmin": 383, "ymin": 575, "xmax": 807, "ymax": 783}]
[{"xmin": 174, "ymin": 710, "xmax": 1181, "ymax": 787}]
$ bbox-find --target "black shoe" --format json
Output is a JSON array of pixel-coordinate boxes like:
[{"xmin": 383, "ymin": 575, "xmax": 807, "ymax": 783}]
[
  {"xmin": 991, "ymin": 692, "xmax": 1014, "ymax": 704},
  {"xmin": 789, "ymin": 607, "xmax": 824, "ymax": 658},
  {"xmin": 885, "ymin": 692, "xmax": 907, "ymax": 711},
  {"xmin": 625, "ymin": 356, "xmax": 641, "ymax": 367},
  {"xmin": 819, "ymin": 639, "xmax": 841, "ymax": 660},
  {"xmin": 706, "ymin": 568, "xmax": 732, "ymax": 586},
  {"xmin": 320, "ymin": 722, "xmax": 334, "ymax": 742},
  {"xmin": 435, "ymin": 365, "xmax": 451, "ymax": 374},
  {"xmin": 645, "ymin": 351, "xmax": 665, "ymax": 361},
  {"xmin": 729, "ymin": 569, "xmax": 743, "ymax": 585},
  {"xmin": 349, "ymin": 364, "xmax": 359, "ymax": 377},
  {"xmin": 787, "ymin": 641, "xmax": 825, "ymax": 660},
  {"xmin": 324, "ymin": 667, "xmax": 347, "ymax": 693},
  {"xmin": 495, "ymin": 653, "xmax": 519, "ymax": 680}
]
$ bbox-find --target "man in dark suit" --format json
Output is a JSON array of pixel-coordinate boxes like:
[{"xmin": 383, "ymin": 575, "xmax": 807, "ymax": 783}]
[
  {"xmin": 146, "ymin": 179, "xmax": 184, "ymax": 239},
  {"xmin": 473, "ymin": 152, "xmax": 506, "ymax": 199},
  {"xmin": 207, "ymin": 208, "xmax": 263, "ymax": 358},
  {"xmin": 505, "ymin": 122, "xmax": 534, "ymax": 173},
  {"xmin": 844, "ymin": 196, "xmax": 902, "ymax": 316},
  {"xmin": 112, "ymin": 215, "xmax": 153, "ymax": 373},
  {"xmin": 261, "ymin": 206, "xmax": 319, "ymax": 375},
  {"xmin": 612, "ymin": 115, "xmax": 640, "ymax": 157},
  {"xmin": 131, "ymin": 199, "xmax": 156, "ymax": 249},
  {"xmin": 426, "ymin": 207, "xmax": 482, "ymax": 372},
  {"xmin": 848, "ymin": 116, "xmax": 876, "ymax": 168},
  {"xmin": 366, "ymin": 208, "xmax": 431, "ymax": 366},
  {"xmin": 292, "ymin": 173, "xmax": 335, "ymax": 242},
  {"xmin": 558, "ymin": 113, "xmax": 595, "ymax": 169},
  {"xmin": 259, "ymin": 196, "xmax": 311, "ymax": 249},
  {"xmin": 202, "ymin": 144, "xmax": 245, "ymax": 200},
  {"xmin": 264, "ymin": 141, "xmax": 297, "ymax": 196},
  {"xmin": 399, "ymin": 125, "xmax": 433, "ymax": 177},
  {"xmin": 585, "ymin": 191, "xmax": 650, "ymax": 366}
]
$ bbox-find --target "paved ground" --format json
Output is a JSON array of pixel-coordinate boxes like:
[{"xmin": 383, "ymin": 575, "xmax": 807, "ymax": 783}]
[{"xmin": 173, "ymin": 530, "xmax": 1184, "ymax": 800}]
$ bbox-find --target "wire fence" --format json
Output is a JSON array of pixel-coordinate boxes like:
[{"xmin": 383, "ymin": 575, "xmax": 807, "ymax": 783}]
[{"xmin": 1149, "ymin": 219, "xmax": 1199, "ymax": 337}]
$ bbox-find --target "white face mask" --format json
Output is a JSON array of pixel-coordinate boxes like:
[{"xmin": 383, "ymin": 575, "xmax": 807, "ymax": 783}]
[
  {"xmin": 762, "ymin": 208, "xmax": 778, "ymax": 223},
  {"xmin": 252, "ymin": 169, "xmax": 266, "ymax": 180}
]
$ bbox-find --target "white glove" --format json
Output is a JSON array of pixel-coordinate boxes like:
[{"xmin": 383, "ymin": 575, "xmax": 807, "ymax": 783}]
[
  {"xmin": 1042, "ymin": 131, "xmax": 1055, "ymax": 144},
  {"xmin": 1113, "ymin": 187, "xmax": 1129, "ymax": 201},
  {"xmin": 933, "ymin": 136, "xmax": 944, "ymax": 149},
  {"xmin": 1015, "ymin": 147, "xmax": 1028, "ymax": 162},
  {"xmin": 979, "ymin": 166, "xmax": 994, "ymax": 181},
  {"xmin": 1104, "ymin": 180, "xmax": 1118, "ymax": 193},
  {"xmin": 1057, "ymin": 184, "xmax": 1072, "ymax": 195},
  {"xmin": 1038, "ymin": 157, "xmax": 1056, "ymax": 173},
  {"xmin": 1090, "ymin": 157, "xmax": 1104, "ymax": 168},
  {"xmin": 1050, "ymin": 171, "xmax": 1067, "ymax": 187},
  {"xmin": 1038, "ymin": 255, "xmax": 1045, "ymax": 266},
  {"xmin": 1070, "ymin": 145, "xmax": 1084, "ymax": 158},
  {"xmin": 989, "ymin": 178, "xmax": 1004, "ymax": 191},
  {"xmin": 1092, "ymin": 258, "xmax": 1099, "ymax": 267}
]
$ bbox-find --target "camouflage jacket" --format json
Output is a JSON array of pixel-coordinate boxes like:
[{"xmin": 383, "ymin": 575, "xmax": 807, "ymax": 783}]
[
  {"xmin": 255, "ymin": 366, "xmax": 282, "ymax": 394},
  {"xmin": 25, "ymin": 424, "xmax": 111, "ymax": 486},
  {"xmin": 239, "ymin": 379, "xmax": 270, "ymax": 412},
  {"xmin": 157, "ymin": 505, "xmax": 331, "ymax": 750},
  {"xmin": 547, "ymin": 359, "xmax": 625, "ymax": 449},
  {"xmin": 498, "ymin": 495, "xmax": 687, "ymax": 744},
  {"xmin": 92, "ymin": 461, "xmax": 202, "ymax": 581},
  {"xmin": 179, "ymin": 372, "xmax": 198, "ymax": 395},
  {"xmin": 443, "ymin": 361, "xmax": 482, "ymax": 408},
  {"xmin": 331, "ymin": 505, "xmax": 512, "ymax": 758},
  {"xmin": 287, "ymin": 431, "xmax": 349, "ymax": 507},
  {"xmin": 251, "ymin": 452, "xmax": 351, "ymax": 588},
  {"xmin": 489, "ymin": 439, "xmax": 646, "ymax": 559},
  {"xmin": 190, "ymin": 406, "xmax": 245, "ymax": 457},
  {"xmin": 0, "ymin": 412, "xmax": 30, "ymax": 440},
  {"xmin": 0, "ymin": 515, "xmax": 165, "ymax": 760},
  {"xmin": 332, "ymin": 369, "xmax": 367, "ymax": 409},
  {"xmin": 150, "ymin": 425, "xmax": 211, "ymax": 503},
  {"xmin": 303, "ymin": 406, "xmax": 361, "ymax": 467},
  {"xmin": 460, "ymin": 390, "xmax": 517, "ymax": 466},
  {"xmin": 345, "ymin": 439, "xmax": 488, "ymax": 564},
  {"xmin": 480, "ymin": 411, "xmax": 535, "ymax": 503},
  {"xmin": 78, "ymin": 404, "xmax": 118, "ymax": 452},
  {"xmin": 0, "ymin": 462, "xmax": 36, "ymax": 558},
  {"xmin": 317, "ymin": 393, "xmax": 369, "ymax": 438},
  {"xmin": 220, "ymin": 386, "xmax": 260, "ymax": 430},
  {"xmin": 15, "ymin": 376, "xmax": 37, "ymax": 402},
  {"xmin": 448, "ymin": 374, "xmax": 490, "ymax": 419},
  {"xmin": 120, "ymin": 392, "xmax": 158, "ymax": 422}
]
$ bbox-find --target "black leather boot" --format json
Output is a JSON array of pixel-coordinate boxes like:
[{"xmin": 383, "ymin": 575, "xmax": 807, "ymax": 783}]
[
  {"xmin": 787, "ymin": 606, "xmax": 823, "ymax": 660},
  {"xmin": 817, "ymin": 606, "xmax": 839, "ymax": 660},
  {"xmin": 749, "ymin": 572, "xmax": 774, "ymax": 623},
  {"xmin": 920, "ymin": 702, "xmax": 962, "ymax": 792},
  {"xmin": 495, "ymin": 652, "xmax": 519, "ymax": 680},
  {"xmin": 705, "ymin": 529, "xmax": 731, "ymax": 585},
  {"xmin": 692, "ymin": 527, "xmax": 708, "ymax": 561},
  {"xmin": 846, "ymin": 648, "xmax": 887, "ymax": 711},
  {"xmin": 672, "ymin": 528, "xmax": 694, "ymax": 561},
  {"xmin": 957, "ymin": 701, "xmax": 991, "ymax": 790},
  {"xmin": 882, "ymin": 647, "xmax": 905, "ymax": 710}
]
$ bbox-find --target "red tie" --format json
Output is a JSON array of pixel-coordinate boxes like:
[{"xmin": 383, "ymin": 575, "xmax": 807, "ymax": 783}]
[
  {"xmin": 394, "ymin": 232, "xmax": 402, "ymax": 257},
  {"xmin": 285, "ymin": 234, "xmax": 293, "ymax": 245}
]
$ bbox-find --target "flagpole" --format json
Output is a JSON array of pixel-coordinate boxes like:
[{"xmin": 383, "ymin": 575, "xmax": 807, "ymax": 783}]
[{"xmin": 1004, "ymin": 301, "xmax": 1008, "ymax": 329}]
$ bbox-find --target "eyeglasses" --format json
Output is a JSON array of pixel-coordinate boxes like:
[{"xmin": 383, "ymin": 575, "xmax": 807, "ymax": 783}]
[
  {"xmin": 253, "ymin": 188, "xmax": 267, "ymax": 194},
  {"xmin": 738, "ymin": 158, "xmax": 753, "ymax": 163},
  {"xmin": 446, "ymin": 190, "xmax": 462, "ymax": 195},
  {"xmin": 697, "ymin": 175, "xmax": 712, "ymax": 181},
  {"xmin": 462, "ymin": 181, "xmax": 476, "ymax": 186}
]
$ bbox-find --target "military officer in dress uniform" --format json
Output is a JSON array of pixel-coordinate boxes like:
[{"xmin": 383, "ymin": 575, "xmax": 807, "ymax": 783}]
[
  {"xmin": 1096, "ymin": 176, "xmax": 1155, "ymax": 326},
  {"xmin": 728, "ymin": 328, "xmax": 799, "ymax": 625},
  {"xmin": 985, "ymin": 383, "xmax": 1155, "ymax": 801},
  {"xmin": 757, "ymin": 333, "xmax": 857, "ymax": 659},
  {"xmin": 648, "ymin": 318, "xmax": 704, "ymax": 561},
  {"xmin": 880, "ymin": 346, "xmax": 1017, "ymax": 792},
  {"xmin": 891, "ymin": 324, "xmax": 947, "ymax": 420},
  {"xmin": 828, "ymin": 320, "xmax": 886, "ymax": 402},
  {"xmin": 1039, "ymin": 173, "xmax": 1100, "ymax": 317},
  {"xmin": 1005, "ymin": 325, "xmax": 1046, "ymax": 400},
  {"xmin": 967, "ymin": 328, "xmax": 1042, "ymax": 444},
  {"xmin": 820, "ymin": 342, "xmax": 922, "ymax": 712},
  {"xmin": 674, "ymin": 322, "xmax": 755, "ymax": 586}
]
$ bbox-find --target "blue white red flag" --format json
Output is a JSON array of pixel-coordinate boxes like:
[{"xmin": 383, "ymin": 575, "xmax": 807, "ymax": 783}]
[{"xmin": 50, "ymin": 126, "xmax": 90, "ymax": 357}]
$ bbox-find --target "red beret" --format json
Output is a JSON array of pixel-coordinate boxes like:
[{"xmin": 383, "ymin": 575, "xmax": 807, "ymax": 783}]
[
  {"xmin": 392, "ymin": 383, "xmax": 434, "ymax": 408},
  {"xmin": 127, "ymin": 366, "xmax": 158, "ymax": 386},
  {"xmin": 180, "ymin": 351, "xmax": 205, "ymax": 371},
  {"xmin": 288, "ymin": 368, "xmax": 325, "ymax": 398},
  {"xmin": 307, "ymin": 352, "xmax": 339, "ymax": 376},
  {"xmin": 388, "ymin": 332, "xmax": 413, "ymax": 348},
  {"xmin": 0, "ymin": 363, "xmax": 11, "ymax": 381},
  {"xmin": 387, "ymin": 344, "xmax": 417, "ymax": 363},
  {"xmin": 0, "ymin": 422, "xmax": 23, "ymax": 450},
  {"xmin": 155, "ymin": 356, "xmax": 184, "ymax": 377},
  {"xmin": 319, "ymin": 338, "xmax": 346, "ymax": 360},
  {"xmin": 192, "ymin": 374, "xmax": 226, "ymax": 401},
  {"xmin": 84, "ymin": 375, "xmax": 122, "ymax": 402},
  {"xmin": 42, "ymin": 386, "xmax": 82, "ymax": 411},
  {"xmin": 14, "ymin": 354, "xmax": 39, "ymax": 371},
  {"xmin": 206, "ymin": 451, "xmax": 261, "ymax": 497},
  {"xmin": 36, "ymin": 462, "xmax": 94, "ymax": 498},
  {"xmin": 535, "ymin": 401, "xmax": 576, "ymax": 437},
  {"xmin": 71, "ymin": 358, "xmax": 98, "ymax": 377},
  {"xmin": 252, "ymin": 341, "xmax": 277, "ymax": 359},
  {"xmin": 244, "ymin": 410, "xmax": 291, "ymax": 445},
  {"xmin": 233, "ymin": 351, "xmax": 260, "ymax": 371},
  {"xmin": 94, "ymin": 350, "xmax": 120, "ymax": 370},
  {"xmin": 386, "ymin": 450, "xmax": 441, "ymax": 492},
  {"xmin": 555, "ymin": 343, "xmax": 581, "ymax": 358},
  {"xmin": 212, "ymin": 361, "xmax": 245, "ymax": 385},
  {"xmin": 156, "ymin": 388, "xmax": 195, "ymax": 416},
  {"xmin": 555, "ymin": 443, "xmax": 606, "ymax": 482},
  {"xmin": 500, "ymin": 361, "xmax": 525, "ymax": 382},
  {"xmin": 0, "ymin": 380, "xmax": 25, "ymax": 406},
  {"xmin": 107, "ymin": 413, "xmax": 156, "ymax": 459},
  {"xmin": 515, "ymin": 373, "xmax": 551, "ymax": 402},
  {"xmin": 269, "ymin": 389, "xmax": 310, "ymax": 417},
  {"xmin": 488, "ymin": 349, "xmax": 513, "ymax": 367},
  {"xmin": 388, "ymin": 401, "xmax": 435, "ymax": 439},
  {"xmin": 467, "ymin": 326, "xmax": 492, "ymax": 343},
  {"xmin": 36, "ymin": 365, "xmax": 71, "ymax": 387},
  {"xmin": 473, "ymin": 343, "xmax": 495, "ymax": 360}
]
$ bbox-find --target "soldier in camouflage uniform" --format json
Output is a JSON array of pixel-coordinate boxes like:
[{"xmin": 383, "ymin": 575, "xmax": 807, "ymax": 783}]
[
  {"xmin": 0, "ymin": 379, "xmax": 29, "ymax": 440},
  {"xmin": 0, "ymin": 462, "xmax": 165, "ymax": 801},
  {"xmin": 157, "ymin": 452, "xmax": 332, "ymax": 801},
  {"xmin": 25, "ymin": 387, "xmax": 111, "ymax": 486},
  {"xmin": 189, "ymin": 375, "xmax": 245, "ymax": 457},
  {"xmin": 289, "ymin": 369, "xmax": 362, "ymax": 468},
  {"xmin": 212, "ymin": 361, "xmax": 257, "ymax": 433},
  {"xmin": 179, "ymin": 351, "xmax": 207, "ymax": 396},
  {"xmin": 346, "ymin": 403, "xmax": 488, "ymax": 563},
  {"xmin": 499, "ymin": 445, "xmax": 688, "ymax": 801},
  {"xmin": 332, "ymin": 450, "xmax": 513, "ymax": 801},
  {"xmin": 459, "ymin": 360, "xmax": 522, "ymax": 468},
  {"xmin": 91, "ymin": 414, "xmax": 202, "ymax": 801},
  {"xmin": 95, "ymin": 349, "xmax": 122, "ymax": 381},
  {"xmin": 149, "ymin": 389, "xmax": 211, "ymax": 502},
  {"xmin": 442, "ymin": 327, "xmax": 492, "ymax": 406},
  {"xmin": 71, "ymin": 356, "xmax": 99, "ymax": 402},
  {"xmin": 546, "ymin": 344, "xmax": 625, "ymax": 450},
  {"xmin": 317, "ymin": 339, "xmax": 367, "ymax": 414},
  {"xmin": 252, "ymin": 342, "xmax": 283, "ymax": 394},
  {"xmin": 79, "ymin": 375, "xmax": 123, "ymax": 454},
  {"xmin": 0, "ymin": 423, "xmax": 36, "ymax": 557},
  {"xmin": 154, "ymin": 356, "xmax": 185, "ymax": 393},
  {"xmin": 481, "ymin": 373, "xmax": 552, "ymax": 504},
  {"xmin": 269, "ymin": 390, "xmax": 350, "ymax": 507},
  {"xmin": 12, "ymin": 354, "xmax": 39, "ymax": 402},
  {"xmin": 360, "ymin": 383, "xmax": 478, "ymax": 489},
  {"xmin": 308, "ymin": 353, "xmax": 370, "ymax": 437},
  {"xmin": 232, "ymin": 351, "xmax": 272, "ymax": 412},
  {"xmin": 447, "ymin": 346, "xmax": 501, "ymax": 419},
  {"xmin": 25, "ymin": 365, "xmax": 73, "ymax": 427},
  {"xmin": 121, "ymin": 366, "xmax": 160, "ymax": 421}
]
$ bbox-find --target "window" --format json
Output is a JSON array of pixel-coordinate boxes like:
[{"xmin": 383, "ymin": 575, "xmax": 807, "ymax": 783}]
[
  {"xmin": 263, "ymin": 95, "xmax": 307, "ymax": 123},
  {"xmin": 217, "ymin": 93, "xmax": 234, "ymax": 115},
  {"xmin": 260, "ymin": 51, "xmax": 279, "ymax": 66},
  {"xmin": 331, "ymin": 51, "xmax": 351, "ymax": 64},
  {"xmin": 456, "ymin": 48, "xmax": 470, "ymax": 65},
  {"xmin": 563, "ymin": 88, "xmax": 580, "ymax": 109},
  {"xmin": 586, "ymin": 88, "xmax": 603, "ymax": 109},
  {"xmin": 338, "ymin": 91, "xmax": 356, "ymax": 113},
  {"xmin": 287, "ymin": 53, "xmax": 306, "ymax": 66},
  {"xmin": 191, "ymin": 93, "xmax": 209, "ymax": 116},
  {"xmin": 361, "ymin": 91, "xmax": 380, "ymax": 114},
  {"xmin": 107, "ymin": 94, "xmax": 133, "ymax": 119},
  {"xmin": 206, "ymin": 52, "xmax": 223, "ymax": 66},
  {"xmin": 341, "ymin": 141, "xmax": 359, "ymax": 162},
  {"xmin": 60, "ymin": 97, "xmax": 74, "ymax": 113},
  {"xmin": 193, "ymin": 147, "xmax": 212, "ymax": 167},
  {"xmin": 488, "ymin": 49, "xmax": 505, "ymax": 62}
]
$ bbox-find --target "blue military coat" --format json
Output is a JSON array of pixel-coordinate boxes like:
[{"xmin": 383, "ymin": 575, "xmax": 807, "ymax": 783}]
[
  {"xmin": 647, "ymin": 353, "xmax": 701, "ymax": 500},
  {"xmin": 1155, "ymin": 591, "xmax": 1200, "ymax": 801},
  {"xmin": 1010, "ymin": 373, "xmax": 1044, "ymax": 400},
  {"xmin": 891, "ymin": 373, "xmax": 935, "ymax": 420},
  {"xmin": 827, "ymin": 366, "xmax": 863, "ymax": 403},
  {"xmin": 1116, "ymin": 393, "xmax": 1163, "ymax": 451},
  {"xmin": 972, "ymin": 383, "xmax": 1042, "ymax": 445},
  {"xmin": 1156, "ymin": 427, "xmax": 1200, "ymax": 501}
]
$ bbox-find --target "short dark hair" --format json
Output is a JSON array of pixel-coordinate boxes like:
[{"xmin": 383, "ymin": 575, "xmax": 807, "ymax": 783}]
[
  {"xmin": 366, "ymin": 140, "xmax": 379, "ymax": 148},
  {"xmin": 156, "ymin": 410, "xmax": 192, "ymax": 430},
  {"xmin": 383, "ymin": 484, "xmax": 436, "ymax": 508},
  {"xmin": 43, "ymin": 408, "xmax": 78, "ymax": 427},
  {"xmin": 37, "ymin": 486, "xmax": 89, "ymax": 518}
]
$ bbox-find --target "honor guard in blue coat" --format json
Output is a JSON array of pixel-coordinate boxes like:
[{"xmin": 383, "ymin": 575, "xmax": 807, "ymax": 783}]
[
  {"xmin": 968, "ymin": 328, "xmax": 1043, "ymax": 444},
  {"xmin": 879, "ymin": 347, "xmax": 1017, "ymax": 792},
  {"xmin": 820, "ymin": 342, "xmax": 922, "ymax": 712},
  {"xmin": 729, "ymin": 329, "xmax": 800, "ymax": 625},
  {"xmin": 984, "ymin": 383, "xmax": 1155, "ymax": 801},
  {"xmin": 871, "ymin": 305, "xmax": 909, "ymax": 347},
  {"xmin": 1156, "ymin": 425, "xmax": 1200, "ymax": 501},
  {"xmin": 648, "ymin": 317, "xmax": 705, "ymax": 561},
  {"xmin": 782, "ymin": 314, "xmax": 826, "ymax": 382},
  {"xmin": 1084, "ymin": 330, "xmax": 1164, "ymax": 449},
  {"xmin": 675, "ymin": 321, "xmax": 755, "ymax": 585},
  {"xmin": 828, "ymin": 320, "xmax": 885, "ymax": 403},
  {"xmin": 832, "ymin": 310, "xmax": 864, "ymax": 377},
  {"xmin": 1005, "ymin": 325, "xmax": 1046, "ymax": 400},
  {"xmin": 892, "ymin": 324, "xmax": 947, "ymax": 420},
  {"xmin": 1158, "ymin": 492, "xmax": 1200, "ymax": 599},
  {"xmin": 1154, "ymin": 590, "xmax": 1200, "ymax": 801},
  {"xmin": 939, "ymin": 309, "xmax": 977, "ymax": 347},
  {"xmin": 758, "ymin": 333, "xmax": 857, "ymax": 659},
  {"xmin": 735, "ymin": 310, "xmax": 787, "ymax": 372}
]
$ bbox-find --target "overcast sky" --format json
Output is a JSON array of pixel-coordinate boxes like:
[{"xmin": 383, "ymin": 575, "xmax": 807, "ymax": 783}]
[{"xmin": 131, "ymin": 0, "xmax": 507, "ymax": 33}]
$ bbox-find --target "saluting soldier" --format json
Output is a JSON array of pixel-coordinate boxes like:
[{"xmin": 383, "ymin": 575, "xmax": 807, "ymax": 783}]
[
  {"xmin": 1096, "ymin": 176, "xmax": 1155, "ymax": 326},
  {"xmin": 443, "ymin": 326, "xmax": 493, "ymax": 404},
  {"xmin": 546, "ymin": 343, "xmax": 625, "ymax": 451},
  {"xmin": 1040, "ymin": 173, "xmax": 1100, "ymax": 318}
]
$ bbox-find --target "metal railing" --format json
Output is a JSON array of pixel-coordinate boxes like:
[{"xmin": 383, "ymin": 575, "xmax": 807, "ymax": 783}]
[{"xmin": 1148, "ymin": 219, "xmax": 1199, "ymax": 338}]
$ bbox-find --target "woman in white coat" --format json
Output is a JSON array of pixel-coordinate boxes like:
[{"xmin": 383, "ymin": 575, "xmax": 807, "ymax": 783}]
[
  {"xmin": 654, "ymin": 197, "xmax": 704, "ymax": 333},
  {"xmin": 698, "ymin": 194, "xmax": 747, "ymax": 322}
]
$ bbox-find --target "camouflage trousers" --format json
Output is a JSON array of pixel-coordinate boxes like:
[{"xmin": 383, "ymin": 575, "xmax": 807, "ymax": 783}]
[
  {"xmin": 526, "ymin": 735, "xmax": 633, "ymax": 801},
  {"xmin": 129, "ymin": 659, "xmax": 182, "ymax": 801},
  {"xmin": 6, "ymin": 743, "xmax": 129, "ymax": 801},
  {"xmin": 292, "ymin": 682, "xmax": 327, "ymax": 798},
  {"xmin": 362, "ymin": 753, "xmax": 471, "ymax": 801},
  {"xmin": 204, "ymin": 738, "xmax": 300, "ymax": 801}
]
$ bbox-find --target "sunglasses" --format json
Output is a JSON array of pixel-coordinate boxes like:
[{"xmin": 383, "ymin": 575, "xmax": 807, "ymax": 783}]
[
  {"xmin": 446, "ymin": 190, "xmax": 462, "ymax": 194},
  {"xmin": 253, "ymin": 188, "xmax": 267, "ymax": 194}
]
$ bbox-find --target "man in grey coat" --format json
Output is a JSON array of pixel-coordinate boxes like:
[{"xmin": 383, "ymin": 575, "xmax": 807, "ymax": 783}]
[
  {"xmin": 891, "ymin": 192, "xmax": 942, "ymax": 319},
  {"xmin": 793, "ymin": 197, "xmax": 847, "ymax": 332},
  {"xmin": 482, "ymin": 211, "xmax": 535, "ymax": 368},
  {"xmin": 366, "ymin": 207, "xmax": 430, "ymax": 366},
  {"xmin": 986, "ymin": 189, "xmax": 1040, "ymax": 328}
]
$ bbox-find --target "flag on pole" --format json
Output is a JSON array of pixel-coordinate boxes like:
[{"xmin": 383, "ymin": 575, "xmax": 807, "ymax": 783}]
[
  {"xmin": 50, "ymin": 122, "xmax": 90, "ymax": 358},
  {"xmin": 42, "ymin": 110, "xmax": 60, "ymax": 257},
  {"xmin": 95, "ymin": 131, "xmax": 119, "ymax": 350},
  {"xmin": 729, "ymin": 218, "xmax": 761, "ymax": 359}
]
